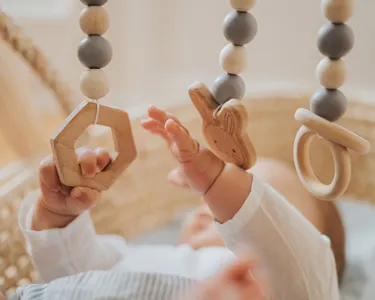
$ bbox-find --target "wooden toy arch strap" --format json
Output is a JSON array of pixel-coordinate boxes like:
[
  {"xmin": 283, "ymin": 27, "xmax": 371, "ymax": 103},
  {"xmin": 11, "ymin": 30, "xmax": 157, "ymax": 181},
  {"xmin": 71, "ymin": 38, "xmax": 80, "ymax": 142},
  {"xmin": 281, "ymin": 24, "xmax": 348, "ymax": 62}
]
[{"xmin": 294, "ymin": 108, "xmax": 370, "ymax": 200}]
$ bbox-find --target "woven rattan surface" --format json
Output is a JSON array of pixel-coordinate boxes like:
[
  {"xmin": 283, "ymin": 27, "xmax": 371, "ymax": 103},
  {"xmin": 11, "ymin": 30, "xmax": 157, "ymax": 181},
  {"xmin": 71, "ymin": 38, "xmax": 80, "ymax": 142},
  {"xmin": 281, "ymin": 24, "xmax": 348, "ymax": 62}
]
[{"xmin": 1, "ymin": 94, "xmax": 375, "ymax": 295}]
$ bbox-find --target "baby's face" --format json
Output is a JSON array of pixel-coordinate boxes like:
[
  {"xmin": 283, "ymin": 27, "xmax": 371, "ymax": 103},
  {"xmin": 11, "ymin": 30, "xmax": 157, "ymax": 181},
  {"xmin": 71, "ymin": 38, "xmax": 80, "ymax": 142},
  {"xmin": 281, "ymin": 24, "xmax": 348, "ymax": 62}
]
[{"xmin": 179, "ymin": 205, "xmax": 225, "ymax": 249}]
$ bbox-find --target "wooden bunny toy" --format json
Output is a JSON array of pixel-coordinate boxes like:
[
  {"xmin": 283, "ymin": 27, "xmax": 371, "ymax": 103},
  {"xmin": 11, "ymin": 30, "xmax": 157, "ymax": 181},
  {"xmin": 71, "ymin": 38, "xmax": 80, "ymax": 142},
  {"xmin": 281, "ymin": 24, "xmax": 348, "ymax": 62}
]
[{"xmin": 189, "ymin": 82, "xmax": 256, "ymax": 170}]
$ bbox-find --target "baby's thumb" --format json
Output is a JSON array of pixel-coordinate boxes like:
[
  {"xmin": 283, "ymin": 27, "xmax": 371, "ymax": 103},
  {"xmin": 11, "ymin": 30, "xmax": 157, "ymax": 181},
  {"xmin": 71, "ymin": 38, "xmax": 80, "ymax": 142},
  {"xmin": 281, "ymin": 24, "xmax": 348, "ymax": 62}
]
[
  {"xmin": 167, "ymin": 168, "xmax": 191, "ymax": 188},
  {"xmin": 66, "ymin": 187, "xmax": 101, "ymax": 215}
]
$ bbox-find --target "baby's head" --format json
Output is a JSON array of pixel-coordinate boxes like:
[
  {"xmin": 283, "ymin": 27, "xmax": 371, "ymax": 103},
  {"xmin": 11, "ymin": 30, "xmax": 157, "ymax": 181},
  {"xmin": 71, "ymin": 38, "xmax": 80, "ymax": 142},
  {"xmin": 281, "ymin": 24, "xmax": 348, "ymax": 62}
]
[{"xmin": 179, "ymin": 204, "xmax": 225, "ymax": 250}]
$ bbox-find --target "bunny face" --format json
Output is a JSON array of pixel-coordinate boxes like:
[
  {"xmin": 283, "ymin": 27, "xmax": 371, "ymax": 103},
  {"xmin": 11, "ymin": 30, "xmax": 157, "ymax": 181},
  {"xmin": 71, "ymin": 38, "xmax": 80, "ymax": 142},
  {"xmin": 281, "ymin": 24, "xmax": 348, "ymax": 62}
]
[
  {"xmin": 189, "ymin": 81, "xmax": 256, "ymax": 170},
  {"xmin": 204, "ymin": 124, "xmax": 247, "ymax": 167}
]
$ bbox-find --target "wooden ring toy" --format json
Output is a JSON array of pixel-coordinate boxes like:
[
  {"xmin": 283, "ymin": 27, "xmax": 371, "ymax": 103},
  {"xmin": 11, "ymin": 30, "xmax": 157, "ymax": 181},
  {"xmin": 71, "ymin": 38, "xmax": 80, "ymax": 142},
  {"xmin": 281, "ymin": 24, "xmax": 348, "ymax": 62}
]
[
  {"xmin": 189, "ymin": 0, "xmax": 257, "ymax": 169},
  {"xmin": 51, "ymin": 0, "xmax": 137, "ymax": 191},
  {"xmin": 295, "ymin": 108, "xmax": 370, "ymax": 155},
  {"xmin": 294, "ymin": 126, "xmax": 351, "ymax": 200},
  {"xmin": 293, "ymin": 0, "xmax": 370, "ymax": 200}
]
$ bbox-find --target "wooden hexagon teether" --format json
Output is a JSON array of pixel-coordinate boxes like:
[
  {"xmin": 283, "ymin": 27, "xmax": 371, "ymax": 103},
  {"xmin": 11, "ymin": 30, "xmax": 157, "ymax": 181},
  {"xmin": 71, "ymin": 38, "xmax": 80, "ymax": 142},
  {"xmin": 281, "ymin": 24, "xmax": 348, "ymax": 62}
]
[
  {"xmin": 189, "ymin": 81, "xmax": 256, "ymax": 170},
  {"xmin": 51, "ymin": 101, "xmax": 137, "ymax": 191}
]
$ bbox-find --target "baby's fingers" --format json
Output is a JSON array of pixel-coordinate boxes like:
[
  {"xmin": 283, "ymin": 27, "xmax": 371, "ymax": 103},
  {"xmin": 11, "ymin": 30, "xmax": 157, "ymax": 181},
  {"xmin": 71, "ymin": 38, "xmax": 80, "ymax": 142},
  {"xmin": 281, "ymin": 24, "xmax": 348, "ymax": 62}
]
[
  {"xmin": 39, "ymin": 155, "xmax": 61, "ymax": 192},
  {"xmin": 76, "ymin": 147, "xmax": 111, "ymax": 178},
  {"xmin": 141, "ymin": 119, "xmax": 172, "ymax": 146},
  {"xmin": 95, "ymin": 148, "xmax": 111, "ymax": 171},
  {"xmin": 167, "ymin": 168, "xmax": 191, "ymax": 188},
  {"xmin": 165, "ymin": 119, "xmax": 199, "ymax": 163},
  {"xmin": 148, "ymin": 105, "xmax": 189, "ymax": 133},
  {"xmin": 67, "ymin": 187, "xmax": 101, "ymax": 215}
]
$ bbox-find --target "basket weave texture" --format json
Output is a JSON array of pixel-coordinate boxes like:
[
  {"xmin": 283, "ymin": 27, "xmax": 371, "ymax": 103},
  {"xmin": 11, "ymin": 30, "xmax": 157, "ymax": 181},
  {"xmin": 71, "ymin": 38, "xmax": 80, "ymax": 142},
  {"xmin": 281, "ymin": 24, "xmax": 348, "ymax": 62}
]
[{"xmin": 1, "ymin": 93, "xmax": 375, "ymax": 295}]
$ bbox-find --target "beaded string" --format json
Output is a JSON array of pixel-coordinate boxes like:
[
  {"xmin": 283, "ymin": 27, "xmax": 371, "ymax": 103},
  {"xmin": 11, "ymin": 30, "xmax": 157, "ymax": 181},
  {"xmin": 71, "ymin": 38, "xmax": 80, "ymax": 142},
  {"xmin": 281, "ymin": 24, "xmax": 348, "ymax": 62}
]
[
  {"xmin": 78, "ymin": 0, "xmax": 111, "ymax": 125},
  {"xmin": 211, "ymin": 0, "xmax": 257, "ymax": 105},
  {"xmin": 311, "ymin": 0, "xmax": 354, "ymax": 122}
]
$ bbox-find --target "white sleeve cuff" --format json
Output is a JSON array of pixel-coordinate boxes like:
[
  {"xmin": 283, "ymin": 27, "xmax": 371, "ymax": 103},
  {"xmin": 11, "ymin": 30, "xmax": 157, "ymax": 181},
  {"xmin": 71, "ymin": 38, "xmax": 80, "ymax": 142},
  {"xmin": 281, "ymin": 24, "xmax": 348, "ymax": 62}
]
[
  {"xmin": 217, "ymin": 175, "xmax": 265, "ymax": 244},
  {"xmin": 19, "ymin": 191, "xmax": 97, "ymax": 266}
]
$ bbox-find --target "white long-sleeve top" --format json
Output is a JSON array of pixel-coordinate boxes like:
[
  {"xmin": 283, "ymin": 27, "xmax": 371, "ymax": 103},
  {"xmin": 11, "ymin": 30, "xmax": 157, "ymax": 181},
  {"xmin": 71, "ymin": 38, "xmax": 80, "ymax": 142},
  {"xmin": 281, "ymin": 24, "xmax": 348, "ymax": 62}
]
[{"xmin": 16, "ymin": 176, "xmax": 339, "ymax": 300}]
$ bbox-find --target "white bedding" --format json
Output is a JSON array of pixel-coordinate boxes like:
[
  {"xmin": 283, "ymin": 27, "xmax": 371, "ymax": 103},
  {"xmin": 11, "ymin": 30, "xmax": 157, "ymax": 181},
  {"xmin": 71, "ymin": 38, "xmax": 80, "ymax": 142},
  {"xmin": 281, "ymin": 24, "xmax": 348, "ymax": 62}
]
[
  {"xmin": 338, "ymin": 199, "xmax": 375, "ymax": 300},
  {"xmin": 132, "ymin": 199, "xmax": 375, "ymax": 299}
]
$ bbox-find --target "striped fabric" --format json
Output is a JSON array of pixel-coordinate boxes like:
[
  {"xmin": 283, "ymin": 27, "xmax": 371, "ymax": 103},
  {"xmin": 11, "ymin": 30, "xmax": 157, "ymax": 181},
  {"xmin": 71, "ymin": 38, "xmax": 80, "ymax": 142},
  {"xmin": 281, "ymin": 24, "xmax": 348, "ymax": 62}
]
[{"xmin": 10, "ymin": 271, "xmax": 198, "ymax": 300}]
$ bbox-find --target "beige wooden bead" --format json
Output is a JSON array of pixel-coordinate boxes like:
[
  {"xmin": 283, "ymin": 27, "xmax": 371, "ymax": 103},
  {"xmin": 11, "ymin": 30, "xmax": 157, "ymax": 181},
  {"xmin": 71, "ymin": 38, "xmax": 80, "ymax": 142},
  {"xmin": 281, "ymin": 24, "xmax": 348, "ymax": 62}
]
[
  {"xmin": 321, "ymin": 0, "xmax": 353, "ymax": 23},
  {"xmin": 80, "ymin": 6, "xmax": 109, "ymax": 36},
  {"xmin": 230, "ymin": 0, "xmax": 256, "ymax": 11},
  {"xmin": 316, "ymin": 58, "xmax": 346, "ymax": 89},
  {"xmin": 219, "ymin": 44, "xmax": 247, "ymax": 75},
  {"xmin": 80, "ymin": 69, "xmax": 109, "ymax": 99}
]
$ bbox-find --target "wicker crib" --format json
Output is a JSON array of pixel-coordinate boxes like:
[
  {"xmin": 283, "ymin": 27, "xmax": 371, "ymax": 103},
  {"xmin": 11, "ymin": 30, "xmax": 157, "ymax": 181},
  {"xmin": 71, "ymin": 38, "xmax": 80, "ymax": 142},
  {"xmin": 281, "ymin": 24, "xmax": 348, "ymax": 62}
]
[{"xmin": 1, "ymin": 10, "xmax": 375, "ymax": 297}]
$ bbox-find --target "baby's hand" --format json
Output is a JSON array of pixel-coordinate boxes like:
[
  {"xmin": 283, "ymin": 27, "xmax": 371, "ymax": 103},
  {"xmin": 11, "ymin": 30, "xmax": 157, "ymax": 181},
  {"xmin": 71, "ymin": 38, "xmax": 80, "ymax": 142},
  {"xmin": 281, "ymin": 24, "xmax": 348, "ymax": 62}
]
[
  {"xmin": 195, "ymin": 256, "xmax": 268, "ymax": 300},
  {"xmin": 142, "ymin": 106, "xmax": 225, "ymax": 194},
  {"xmin": 31, "ymin": 148, "xmax": 111, "ymax": 231}
]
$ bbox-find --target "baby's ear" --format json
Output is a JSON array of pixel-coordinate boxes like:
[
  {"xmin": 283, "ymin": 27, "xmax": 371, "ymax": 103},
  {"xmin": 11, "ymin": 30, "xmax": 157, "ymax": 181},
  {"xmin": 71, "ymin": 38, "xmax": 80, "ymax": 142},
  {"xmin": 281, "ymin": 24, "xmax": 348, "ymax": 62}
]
[{"xmin": 214, "ymin": 99, "xmax": 248, "ymax": 135}]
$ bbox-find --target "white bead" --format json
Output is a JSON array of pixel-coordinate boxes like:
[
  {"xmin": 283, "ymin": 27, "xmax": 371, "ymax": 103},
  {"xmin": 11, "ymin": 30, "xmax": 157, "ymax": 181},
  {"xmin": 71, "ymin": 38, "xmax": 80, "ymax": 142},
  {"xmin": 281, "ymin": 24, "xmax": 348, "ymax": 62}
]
[
  {"xmin": 321, "ymin": 0, "xmax": 353, "ymax": 23},
  {"xmin": 80, "ymin": 69, "xmax": 109, "ymax": 100},
  {"xmin": 316, "ymin": 58, "xmax": 346, "ymax": 89},
  {"xmin": 219, "ymin": 44, "xmax": 247, "ymax": 75},
  {"xmin": 230, "ymin": 0, "xmax": 256, "ymax": 11}
]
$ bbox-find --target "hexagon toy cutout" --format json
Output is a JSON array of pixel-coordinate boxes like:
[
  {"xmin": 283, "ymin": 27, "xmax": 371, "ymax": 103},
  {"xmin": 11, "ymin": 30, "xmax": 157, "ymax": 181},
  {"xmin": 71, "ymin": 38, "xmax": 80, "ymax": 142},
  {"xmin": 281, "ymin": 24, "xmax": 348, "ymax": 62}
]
[{"xmin": 51, "ymin": 101, "xmax": 137, "ymax": 191}]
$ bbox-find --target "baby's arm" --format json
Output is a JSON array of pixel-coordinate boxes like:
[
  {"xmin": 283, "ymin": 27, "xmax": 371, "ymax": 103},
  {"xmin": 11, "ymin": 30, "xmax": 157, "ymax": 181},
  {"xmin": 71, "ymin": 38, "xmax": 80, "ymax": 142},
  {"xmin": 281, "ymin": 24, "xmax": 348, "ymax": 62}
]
[
  {"xmin": 205, "ymin": 164, "xmax": 340, "ymax": 300},
  {"xmin": 143, "ymin": 106, "xmax": 339, "ymax": 300},
  {"xmin": 20, "ymin": 149, "xmax": 128, "ymax": 282}
]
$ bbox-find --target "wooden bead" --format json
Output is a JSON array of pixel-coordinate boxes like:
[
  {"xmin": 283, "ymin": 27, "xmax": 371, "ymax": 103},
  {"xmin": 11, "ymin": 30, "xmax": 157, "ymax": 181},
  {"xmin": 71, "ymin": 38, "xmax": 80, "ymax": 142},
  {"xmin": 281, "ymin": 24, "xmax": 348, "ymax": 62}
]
[
  {"xmin": 78, "ymin": 36, "xmax": 112, "ymax": 68},
  {"xmin": 223, "ymin": 11, "xmax": 257, "ymax": 46},
  {"xmin": 80, "ymin": 69, "xmax": 109, "ymax": 99},
  {"xmin": 80, "ymin": 6, "xmax": 109, "ymax": 35},
  {"xmin": 317, "ymin": 23, "xmax": 354, "ymax": 59},
  {"xmin": 316, "ymin": 58, "xmax": 346, "ymax": 89},
  {"xmin": 310, "ymin": 88, "xmax": 347, "ymax": 122},
  {"xmin": 212, "ymin": 73, "xmax": 246, "ymax": 104},
  {"xmin": 80, "ymin": 0, "xmax": 108, "ymax": 6},
  {"xmin": 219, "ymin": 44, "xmax": 247, "ymax": 75},
  {"xmin": 321, "ymin": 0, "xmax": 353, "ymax": 23},
  {"xmin": 230, "ymin": 0, "xmax": 256, "ymax": 11}
]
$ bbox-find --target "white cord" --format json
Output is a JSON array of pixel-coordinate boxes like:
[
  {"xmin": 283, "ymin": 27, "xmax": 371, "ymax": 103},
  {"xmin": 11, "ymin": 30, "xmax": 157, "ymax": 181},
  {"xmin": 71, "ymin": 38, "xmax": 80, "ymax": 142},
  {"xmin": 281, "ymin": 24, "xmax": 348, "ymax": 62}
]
[{"xmin": 88, "ymin": 99, "xmax": 100, "ymax": 125}]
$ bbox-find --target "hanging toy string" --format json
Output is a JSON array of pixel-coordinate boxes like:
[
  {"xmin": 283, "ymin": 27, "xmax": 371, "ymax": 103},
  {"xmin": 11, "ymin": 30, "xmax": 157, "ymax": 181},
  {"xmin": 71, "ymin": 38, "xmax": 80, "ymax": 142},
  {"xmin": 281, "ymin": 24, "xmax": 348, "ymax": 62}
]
[
  {"xmin": 87, "ymin": 99, "xmax": 101, "ymax": 125},
  {"xmin": 78, "ymin": 0, "xmax": 111, "ymax": 124}
]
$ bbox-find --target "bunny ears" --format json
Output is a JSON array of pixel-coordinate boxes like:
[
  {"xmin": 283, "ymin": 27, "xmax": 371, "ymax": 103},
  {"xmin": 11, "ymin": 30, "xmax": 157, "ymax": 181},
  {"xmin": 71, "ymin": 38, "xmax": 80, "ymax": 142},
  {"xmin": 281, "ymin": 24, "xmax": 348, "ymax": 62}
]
[{"xmin": 189, "ymin": 82, "xmax": 256, "ymax": 170}]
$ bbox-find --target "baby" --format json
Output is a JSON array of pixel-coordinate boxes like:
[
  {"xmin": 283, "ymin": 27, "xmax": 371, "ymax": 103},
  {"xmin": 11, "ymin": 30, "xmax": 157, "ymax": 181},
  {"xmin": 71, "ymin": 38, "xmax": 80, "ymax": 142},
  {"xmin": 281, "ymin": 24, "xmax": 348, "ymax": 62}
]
[{"xmin": 6, "ymin": 106, "xmax": 342, "ymax": 299}]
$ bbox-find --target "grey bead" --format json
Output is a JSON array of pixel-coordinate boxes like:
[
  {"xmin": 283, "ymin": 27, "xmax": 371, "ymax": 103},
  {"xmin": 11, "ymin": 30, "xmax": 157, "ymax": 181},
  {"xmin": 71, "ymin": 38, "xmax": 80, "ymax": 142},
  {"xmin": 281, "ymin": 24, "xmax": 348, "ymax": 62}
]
[
  {"xmin": 223, "ymin": 11, "xmax": 257, "ymax": 46},
  {"xmin": 212, "ymin": 73, "xmax": 246, "ymax": 104},
  {"xmin": 317, "ymin": 23, "xmax": 354, "ymax": 59},
  {"xmin": 78, "ymin": 36, "xmax": 112, "ymax": 69},
  {"xmin": 310, "ymin": 88, "xmax": 347, "ymax": 122},
  {"xmin": 80, "ymin": 0, "xmax": 108, "ymax": 6}
]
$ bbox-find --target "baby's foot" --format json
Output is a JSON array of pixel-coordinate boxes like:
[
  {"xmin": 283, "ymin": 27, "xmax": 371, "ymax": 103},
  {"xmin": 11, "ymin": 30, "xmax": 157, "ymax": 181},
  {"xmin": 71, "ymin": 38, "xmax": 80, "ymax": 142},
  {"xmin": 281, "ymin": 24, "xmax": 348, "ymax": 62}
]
[
  {"xmin": 179, "ymin": 205, "xmax": 225, "ymax": 249},
  {"xmin": 142, "ymin": 106, "xmax": 225, "ymax": 194},
  {"xmin": 195, "ymin": 256, "xmax": 268, "ymax": 300}
]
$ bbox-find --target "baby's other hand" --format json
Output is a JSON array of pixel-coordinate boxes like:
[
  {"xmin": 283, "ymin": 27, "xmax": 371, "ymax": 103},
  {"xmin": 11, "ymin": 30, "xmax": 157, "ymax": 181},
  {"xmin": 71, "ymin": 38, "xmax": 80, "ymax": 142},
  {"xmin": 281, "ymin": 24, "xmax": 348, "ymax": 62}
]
[
  {"xmin": 141, "ymin": 106, "xmax": 225, "ymax": 194},
  {"xmin": 32, "ymin": 148, "xmax": 111, "ymax": 231},
  {"xmin": 195, "ymin": 256, "xmax": 268, "ymax": 300}
]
